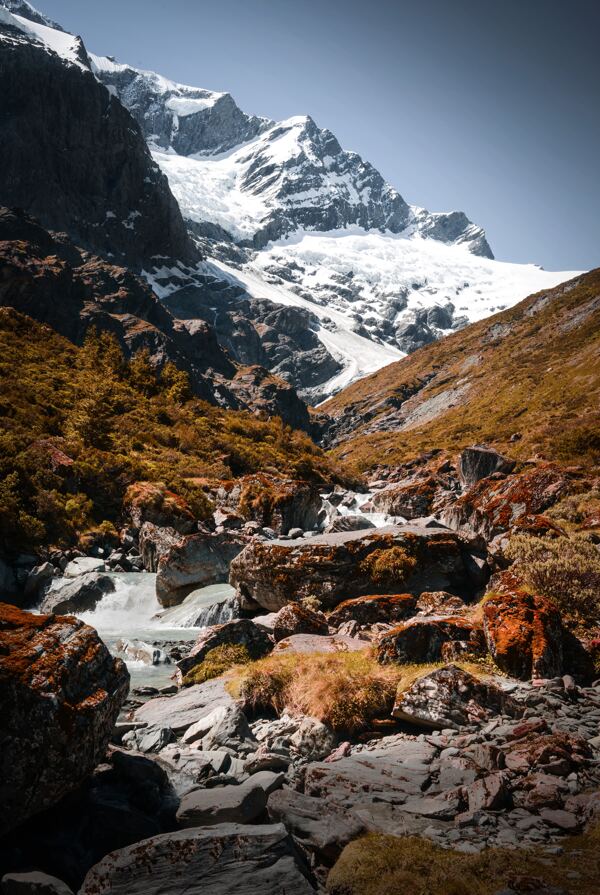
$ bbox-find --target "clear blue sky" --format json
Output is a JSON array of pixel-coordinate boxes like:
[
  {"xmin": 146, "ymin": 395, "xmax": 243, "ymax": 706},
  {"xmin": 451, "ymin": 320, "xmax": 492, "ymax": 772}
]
[{"xmin": 38, "ymin": 0, "xmax": 599, "ymax": 271}]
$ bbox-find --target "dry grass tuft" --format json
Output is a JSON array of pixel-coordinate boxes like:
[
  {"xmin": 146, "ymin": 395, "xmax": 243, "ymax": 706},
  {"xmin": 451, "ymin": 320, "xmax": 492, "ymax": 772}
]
[{"xmin": 233, "ymin": 649, "xmax": 402, "ymax": 734}]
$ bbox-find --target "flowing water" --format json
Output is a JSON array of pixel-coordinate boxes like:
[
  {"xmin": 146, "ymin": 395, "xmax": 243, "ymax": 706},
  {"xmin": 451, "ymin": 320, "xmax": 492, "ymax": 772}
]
[{"xmin": 53, "ymin": 572, "xmax": 236, "ymax": 687}]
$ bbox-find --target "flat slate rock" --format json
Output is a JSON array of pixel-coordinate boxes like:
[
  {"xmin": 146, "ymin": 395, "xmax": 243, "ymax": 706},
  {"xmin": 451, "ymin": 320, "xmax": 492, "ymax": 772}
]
[
  {"xmin": 79, "ymin": 823, "xmax": 315, "ymax": 894},
  {"xmin": 133, "ymin": 678, "xmax": 234, "ymax": 733}
]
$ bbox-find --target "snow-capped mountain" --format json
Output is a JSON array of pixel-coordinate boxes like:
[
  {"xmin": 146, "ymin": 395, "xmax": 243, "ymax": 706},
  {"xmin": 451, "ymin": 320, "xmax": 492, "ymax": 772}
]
[
  {"xmin": 0, "ymin": 1, "xmax": 583, "ymax": 402},
  {"xmin": 89, "ymin": 53, "xmax": 581, "ymax": 390},
  {"xmin": 92, "ymin": 55, "xmax": 493, "ymax": 258}
]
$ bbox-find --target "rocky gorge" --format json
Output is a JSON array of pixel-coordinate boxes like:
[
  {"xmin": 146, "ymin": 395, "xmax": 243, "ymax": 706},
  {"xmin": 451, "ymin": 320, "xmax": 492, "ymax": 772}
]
[{"xmin": 2, "ymin": 441, "xmax": 600, "ymax": 894}]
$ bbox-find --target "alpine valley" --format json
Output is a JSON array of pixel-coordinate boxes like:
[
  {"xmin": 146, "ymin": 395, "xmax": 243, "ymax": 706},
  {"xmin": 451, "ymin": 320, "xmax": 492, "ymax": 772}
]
[{"xmin": 0, "ymin": 3, "xmax": 599, "ymax": 895}]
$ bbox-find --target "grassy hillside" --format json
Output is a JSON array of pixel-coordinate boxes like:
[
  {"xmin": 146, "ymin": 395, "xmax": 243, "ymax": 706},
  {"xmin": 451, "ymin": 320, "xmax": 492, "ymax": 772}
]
[
  {"xmin": 0, "ymin": 308, "xmax": 349, "ymax": 554},
  {"xmin": 323, "ymin": 270, "xmax": 600, "ymax": 472}
]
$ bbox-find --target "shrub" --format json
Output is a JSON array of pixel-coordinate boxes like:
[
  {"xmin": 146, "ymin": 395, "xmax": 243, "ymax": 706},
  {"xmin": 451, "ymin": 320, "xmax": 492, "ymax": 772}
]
[
  {"xmin": 236, "ymin": 650, "xmax": 401, "ymax": 734},
  {"xmin": 182, "ymin": 644, "xmax": 251, "ymax": 686},
  {"xmin": 505, "ymin": 533, "xmax": 600, "ymax": 628},
  {"xmin": 360, "ymin": 546, "xmax": 417, "ymax": 589}
]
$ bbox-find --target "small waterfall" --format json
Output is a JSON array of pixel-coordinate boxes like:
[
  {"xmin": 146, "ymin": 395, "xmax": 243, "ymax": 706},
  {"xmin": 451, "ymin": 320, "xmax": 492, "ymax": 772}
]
[
  {"xmin": 76, "ymin": 572, "xmax": 161, "ymax": 635},
  {"xmin": 321, "ymin": 490, "xmax": 406, "ymax": 530},
  {"xmin": 155, "ymin": 585, "xmax": 238, "ymax": 628}
]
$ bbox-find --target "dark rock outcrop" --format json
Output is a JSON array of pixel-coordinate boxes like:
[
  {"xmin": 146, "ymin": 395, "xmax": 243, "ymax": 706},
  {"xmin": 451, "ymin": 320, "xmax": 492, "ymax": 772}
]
[
  {"xmin": 392, "ymin": 664, "xmax": 522, "ymax": 729},
  {"xmin": 38, "ymin": 572, "xmax": 115, "ymax": 615},
  {"xmin": 272, "ymin": 603, "xmax": 329, "ymax": 642},
  {"xmin": 0, "ymin": 24, "xmax": 195, "ymax": 267},
  {"xmin": 177, "ymin": 619, "xmax": 273, "ymax": 678},
  {"xmin": 377, "ymin": 616, "xmax": 485, "ymax": 665},
  {"xmin": 0, "ymin": 603, "xmax": 129, "ymax": 835},
  {"xmin": 327, "ymin": 593, "xmax": 417, "ymax": 627},
  {"xmin": 458, "ymin": 445, "xmax": 516, "ymax": 488},
  {"xmin": 482, "ymin": 572, "xmax": 565, "ymax": 680}
]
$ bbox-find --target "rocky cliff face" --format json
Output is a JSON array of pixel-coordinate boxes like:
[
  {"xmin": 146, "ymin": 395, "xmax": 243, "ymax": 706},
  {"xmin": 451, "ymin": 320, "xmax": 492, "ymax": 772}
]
[{"xmin": 0, "ymin": 9, "xmax": 196, "ymax": 268}]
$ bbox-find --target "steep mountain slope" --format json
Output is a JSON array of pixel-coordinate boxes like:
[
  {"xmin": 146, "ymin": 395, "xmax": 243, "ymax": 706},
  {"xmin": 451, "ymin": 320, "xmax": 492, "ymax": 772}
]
[
  {"xmin": 0, "ymin": 7, "xmax": 195, "ymax": 267},
  {"xmin": 0, "ymin": 207, "xmax": 311, "ymax": 430},
  {"xmin": 322, "ymin": 269, "xmax": 600, "ymax": 470}
]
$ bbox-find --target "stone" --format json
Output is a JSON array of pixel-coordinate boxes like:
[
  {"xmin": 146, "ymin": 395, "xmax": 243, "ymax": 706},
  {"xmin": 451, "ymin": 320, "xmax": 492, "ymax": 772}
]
[
  {"xmin": 63, "ymin": 556, "xmax": 105, "ymax": 578},
  {"xmin": 289, "ymin": 716, "xmax": 336, "ymax": 760},
  {"xmin": 539, "ymin": 808, "xmax": 580, "ymax": 831},
  {"xmin": 177, "ymin": 618, "xmax": 272, "ymax": 678},
  {"xmin": 392, "ymin": 664, "xmax": 522, "ymax": 730},
  {"xmin": 38, "ymin": 571, "xmax": 116, "ymax": 615},
  {"xmin": 115, "ymin": 638, "xmax": 170, "ymax": 666},
  {"xmin": 368, "ymin": 477, "xmax": 438, "ymax": 519},
  {"xmin": 402, "ymin": 795, "xmax": 462, "ymax": 820},
  {"xmin": 272, "ymin": 603, "xmax": 328, "ymax": 641},
  {"xmin": 133, "ymin": 677, "xmax": 234, "ymax": 733},
  {"xmin": 230, "ymin": 524, "xmax": 485, "ymax": 613},
  {"xmin": 288, "ymin": 527, "xmax": 304, "ymax": 539},
  {"xmin": 0, "ymin": 602, "xmax": 128, "ymax": 836},
  {"xmin": 465, "ymin": 773, "xmax": 509, "ymax": 812},
  {"xmin": 267, "ymin": 788, "xmax": 365, "ymax": 861},
  {"xmin": 176, "ymin": 779, "xmax": 267, "ymax": 827},
  {"xmin": 272, "ymin": 633, "xmax": 366, "ymax": 654},
  {"xmin": 328, "ymin": 593, "xmax": 417, "ymax": 627},
  {"xmin": 220, "ymin": 473, "xmax": 322, "ymax": 535},
  {"xmin": 0, "ymin": 873, "xmax": 74, "ymax": 895},
  {"xmin": 123, "ymin": 724, "xmax": 175, "ymax": 754},
  {"xmin": 377, "ymin": 617, "xmax": 484, "ymax": 665},
  {"xmin": 415, "ymin": 590, "xmax": 466, "ymax": 615},
  {"xmin": 325, "ymin": 515, "xmax": 376, "ymax": 533},
  {"xmin": 156, "ymin": 529, "xmax": 247, "ymax": 607},
  {"xmin": 182, "ymin": 703, "xmax": 256, "ymax": 753},
  {"xmin": 79, "ymin": 824, "xmax": 315, "ymax": 895},
  {"xmin": 138, "ymin": 522, "xmax": 182, "ymax": 572},
  {"xmin": 458, "ymin": 445, "xmax": 516, "ymax": 488},
  {"xmin": 23, "ymin": 562, "xmax": 55, "ymax": 600},
  {"xmin": 443, "ymin": 463, "xmax": 572, "ymax": 540},
  {"xmin": 483, "ymin": 572, "xmax": 564, "ymax": 680}
]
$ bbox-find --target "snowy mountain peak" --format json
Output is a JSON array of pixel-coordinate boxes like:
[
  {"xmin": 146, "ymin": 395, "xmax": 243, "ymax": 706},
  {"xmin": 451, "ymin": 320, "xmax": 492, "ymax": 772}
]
[
  {"xmin": 0, "ymin": 0, "xmax": 62, "ymax": 30},
  {"xmin": 0, "ymin": 5, "xmax": 88, "ymax": 68}
]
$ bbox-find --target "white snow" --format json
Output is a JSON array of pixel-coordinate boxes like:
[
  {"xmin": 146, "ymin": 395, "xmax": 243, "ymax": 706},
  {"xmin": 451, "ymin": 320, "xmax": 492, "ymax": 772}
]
[
  {"xmin": 250, "ymin": 228, "xmax": 582, "ymax": 328},
  {"xmin": 207, "ymin": 257, "xmax": 403, "ymax": 394},
  {"xmin": 0, "ymin": 8, "xmax": 87, "ymax": 68}
]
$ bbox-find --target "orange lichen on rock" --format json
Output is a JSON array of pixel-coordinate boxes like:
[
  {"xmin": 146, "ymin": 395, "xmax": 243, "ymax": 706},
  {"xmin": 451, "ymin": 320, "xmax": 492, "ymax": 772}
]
[
  {"xmin": 0, "ymin": 601, "xmax": 129, "ymax": 836},
  {"xmin": 482, "ymin": 571, "xmax": 564, "ymax": 680}
]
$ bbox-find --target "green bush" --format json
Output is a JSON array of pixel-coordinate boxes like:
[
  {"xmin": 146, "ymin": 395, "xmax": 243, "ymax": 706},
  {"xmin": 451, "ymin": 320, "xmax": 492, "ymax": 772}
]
[
  {"xmin": 360, "ymin": 546, "xmax": 417, "ymax": 589},
  {"xmin": 182, "ymin": 644, "xmax": 251, "ymax": 686},
  {"xmin": 505, "ymin": 533, "xmax": 600, "ymax": 629}
]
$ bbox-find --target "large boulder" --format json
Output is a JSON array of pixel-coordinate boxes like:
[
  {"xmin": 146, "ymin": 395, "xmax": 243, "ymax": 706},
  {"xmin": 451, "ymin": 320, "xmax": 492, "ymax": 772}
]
[
  {"xmin": 138, "ymin": 522, "xmax": 181, "ymax": 572},
  {"xmin": 79, "ymin": 824, "xmax": 315, "ymax": 894},
  {"xmin": 367, "ymin": 477, "xmax": 438, "ymax": 519},
  {"xmin": 176, "ymin": 778, "xmax": 266, "ymax": 827},
  {"xmin": 156, "ymin": 528, "xmax": 248, "ymax": 607},
  {"xmin": 376, "ymin": 616, "xmax": 485, "ymax": 664},
  {"xmin": 482, "ymin": 572, "xmax": 565, "ymax": 680},
  {"xmin": 272, "ymin": 603, "xmax": 329, "ymax": 642},
  {"xmin": 133, "ymin": 677, "xmax": 234, "ymax": 734},
  {"xmin": 442, "ymin": 463, "xmax": 573, "ymax": 540},
  {"xmin": 230, "ymin": 525, "xmax": 487, "ymax": 613},
  {"xmin": 63, "ymin": 557, "xmax": 105, "ymax": 578},
  {"xmin": 124, "ymin": 481, "xmax": 196, "ymax": 534},
  {"xmin": 0, "ymin": 873, "xmax": 73, "ymax": 894},
  {"xmin": 0, "ymin": 603, "xmax": 129, "ymax": 835},
  {"xmin": 328, "ymin": 593, "xmax": 417, "ymax": 627},
  {"xmin": 392, "ymin": 664, "xmax": 522, "ymax": 729},
  {"xmin": 458, "ymin": 445, "xmax": 516, "ymax": 488},
  {"xmin": 267, "ymin": 789, "xmax": 365, "ymax": 863},
  {"xmin": 177, "ymin": 619, "xmax": 273, "ymax": 678},
  {"xmin": 217, "ymin": 473, "xmax": 321, "ymax": 535},
  {"xmin": 38, "ymin": 572, "xmax": 115, "ymax": 615}
]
